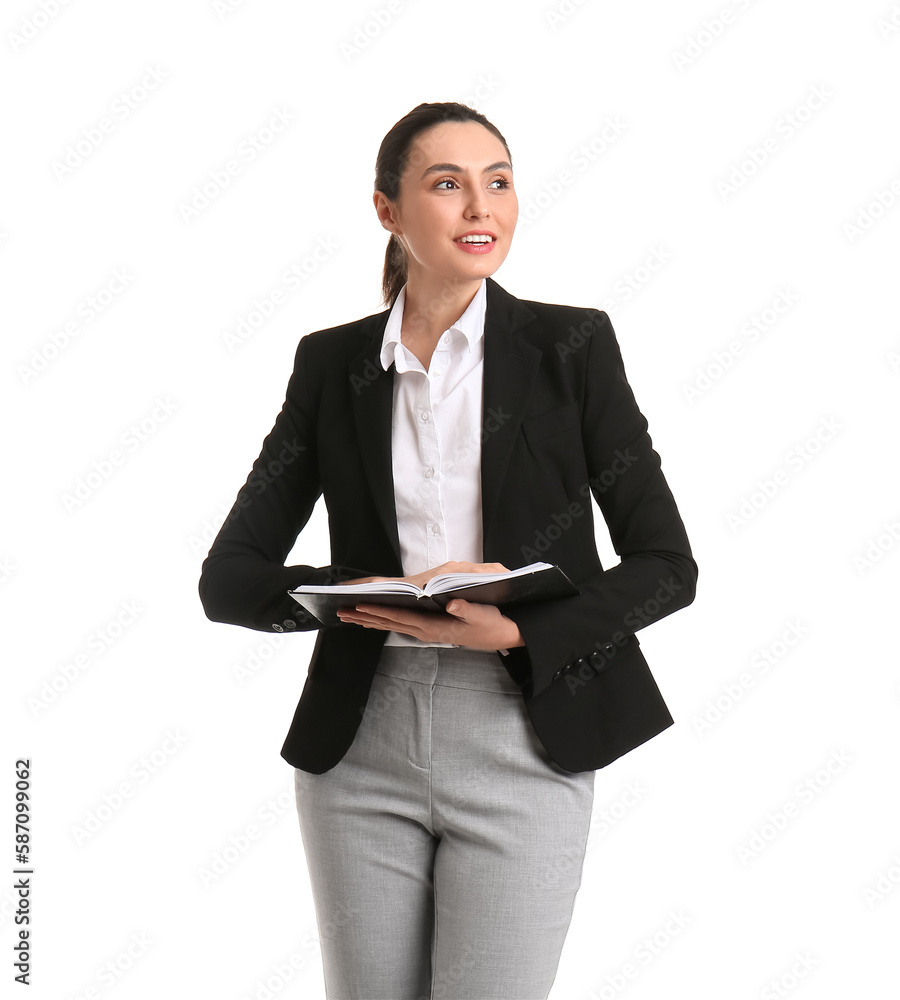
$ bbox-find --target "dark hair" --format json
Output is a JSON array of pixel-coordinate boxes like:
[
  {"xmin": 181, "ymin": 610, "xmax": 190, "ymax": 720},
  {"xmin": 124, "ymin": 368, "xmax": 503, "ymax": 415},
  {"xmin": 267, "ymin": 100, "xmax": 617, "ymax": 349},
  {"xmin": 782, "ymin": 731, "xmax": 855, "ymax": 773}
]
[{"xmin": 374, "ymin": 102, "xmax": 513, "ymax": 308}]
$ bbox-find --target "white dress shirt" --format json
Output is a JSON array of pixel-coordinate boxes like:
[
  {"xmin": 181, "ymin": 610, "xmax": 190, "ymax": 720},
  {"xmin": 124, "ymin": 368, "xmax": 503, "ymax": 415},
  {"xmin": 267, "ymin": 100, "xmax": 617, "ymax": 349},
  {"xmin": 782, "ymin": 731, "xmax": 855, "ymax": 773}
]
[{"xmin": 378, "ymin": 278, "xmax": 487, "ymax": 648}]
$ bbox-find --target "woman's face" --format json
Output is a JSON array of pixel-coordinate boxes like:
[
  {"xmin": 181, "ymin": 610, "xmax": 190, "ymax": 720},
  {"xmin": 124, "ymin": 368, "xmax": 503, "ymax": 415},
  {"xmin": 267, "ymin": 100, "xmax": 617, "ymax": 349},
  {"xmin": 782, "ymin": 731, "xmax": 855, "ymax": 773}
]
[{"xmin": 376, "ymin": 120, "xmax": 518, "ymax": 287}]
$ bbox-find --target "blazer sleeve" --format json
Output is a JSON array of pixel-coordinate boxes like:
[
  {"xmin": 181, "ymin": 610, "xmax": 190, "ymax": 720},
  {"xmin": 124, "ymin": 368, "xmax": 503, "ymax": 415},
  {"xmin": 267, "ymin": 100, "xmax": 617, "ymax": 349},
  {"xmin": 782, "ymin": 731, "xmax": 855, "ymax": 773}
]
[
  {"xmin": 502, "ymin": 310, "xmax": 698, "ymax": 698},
  {"xmin": 198, "ymin": 335, "xmax": 373, "ymax": 633}
]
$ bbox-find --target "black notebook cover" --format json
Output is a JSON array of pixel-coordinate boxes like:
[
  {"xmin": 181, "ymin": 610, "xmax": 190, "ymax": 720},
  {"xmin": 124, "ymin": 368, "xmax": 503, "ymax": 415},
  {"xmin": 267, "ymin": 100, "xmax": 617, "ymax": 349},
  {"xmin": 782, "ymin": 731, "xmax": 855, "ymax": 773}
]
[{"xmin": 289, "ymin": 564, "xmax": 579, "ymax": 627}]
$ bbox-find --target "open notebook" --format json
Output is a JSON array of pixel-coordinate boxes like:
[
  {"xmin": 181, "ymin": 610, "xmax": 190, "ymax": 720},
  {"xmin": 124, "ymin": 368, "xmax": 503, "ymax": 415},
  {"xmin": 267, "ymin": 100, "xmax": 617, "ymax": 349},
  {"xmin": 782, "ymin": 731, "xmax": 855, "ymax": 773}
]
[{"xmin": 288, "ymin": 561, "xmax": 579, "ymax": 627}]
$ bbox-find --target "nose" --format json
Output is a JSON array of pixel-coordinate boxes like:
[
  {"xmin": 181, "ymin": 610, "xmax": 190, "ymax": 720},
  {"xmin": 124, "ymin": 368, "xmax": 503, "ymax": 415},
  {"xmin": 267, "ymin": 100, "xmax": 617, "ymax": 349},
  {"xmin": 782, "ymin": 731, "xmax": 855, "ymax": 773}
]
[{"xmin": 465, "ymin": 189, "xmax": 490, "ymax": 219}]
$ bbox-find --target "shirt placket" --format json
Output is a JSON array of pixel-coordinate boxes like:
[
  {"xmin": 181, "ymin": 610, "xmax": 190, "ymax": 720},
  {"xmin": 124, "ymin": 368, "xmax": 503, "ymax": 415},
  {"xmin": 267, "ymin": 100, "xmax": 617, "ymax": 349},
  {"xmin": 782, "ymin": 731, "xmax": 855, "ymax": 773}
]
[{"xmin": 417, "ymin": 344, "xmax": 449, "ymax": 570}]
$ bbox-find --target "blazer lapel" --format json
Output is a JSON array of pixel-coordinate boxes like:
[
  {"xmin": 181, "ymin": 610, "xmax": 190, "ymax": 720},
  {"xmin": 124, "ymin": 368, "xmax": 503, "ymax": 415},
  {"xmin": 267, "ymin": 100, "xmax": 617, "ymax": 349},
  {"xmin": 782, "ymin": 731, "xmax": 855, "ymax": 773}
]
[
  {"xmin": 347, "ymin": 277, "xmax": 539, "ymax": 572},
  {"xmin": 480, "ymin": 278, "xmax": 540, "ymax": 553},
  {"xmin": 347, "ymin": 311, "xmax": 401, "ymax": 569}
]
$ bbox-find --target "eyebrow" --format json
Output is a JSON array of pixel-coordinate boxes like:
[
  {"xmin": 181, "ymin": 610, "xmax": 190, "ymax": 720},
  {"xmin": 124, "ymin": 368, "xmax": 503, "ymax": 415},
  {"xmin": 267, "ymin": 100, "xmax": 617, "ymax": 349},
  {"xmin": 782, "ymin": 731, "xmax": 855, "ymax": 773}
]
[{"xmin": 419, "ymin": 161, "xmax": 512, "ymax": 180}]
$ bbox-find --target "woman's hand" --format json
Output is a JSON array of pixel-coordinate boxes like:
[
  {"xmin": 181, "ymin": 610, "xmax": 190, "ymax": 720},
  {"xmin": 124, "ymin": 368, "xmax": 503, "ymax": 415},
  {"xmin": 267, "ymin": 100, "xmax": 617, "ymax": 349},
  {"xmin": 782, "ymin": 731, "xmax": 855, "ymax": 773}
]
[
  {"xmin": 336, "ymin": 561, "xmax": 525, "ymax": 651},
  {"xmin": 336, "ymin": 599, "xmax": 524, "ymax": 651}
]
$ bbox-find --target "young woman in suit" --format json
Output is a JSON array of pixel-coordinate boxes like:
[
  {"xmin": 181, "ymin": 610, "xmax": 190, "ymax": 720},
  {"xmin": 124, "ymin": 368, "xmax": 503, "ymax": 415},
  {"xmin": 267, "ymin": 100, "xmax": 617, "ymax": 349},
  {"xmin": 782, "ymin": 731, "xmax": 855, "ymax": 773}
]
[{"xmin": 199, "ymin": 102, "xmax": 698, "ymax": 999}]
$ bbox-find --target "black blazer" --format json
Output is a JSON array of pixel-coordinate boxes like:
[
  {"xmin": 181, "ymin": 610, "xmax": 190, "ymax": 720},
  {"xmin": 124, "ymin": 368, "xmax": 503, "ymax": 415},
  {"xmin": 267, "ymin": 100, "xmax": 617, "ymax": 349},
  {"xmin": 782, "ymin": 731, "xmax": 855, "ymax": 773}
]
[{"xmin": 199, "ymin": 277, "xmax": 698, "ymax": 774}]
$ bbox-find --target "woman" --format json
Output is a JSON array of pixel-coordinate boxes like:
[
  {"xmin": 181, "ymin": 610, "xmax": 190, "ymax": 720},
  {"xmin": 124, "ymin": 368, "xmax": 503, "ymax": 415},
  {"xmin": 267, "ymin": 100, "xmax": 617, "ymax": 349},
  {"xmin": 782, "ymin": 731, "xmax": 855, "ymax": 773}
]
[{"xmin": 199, "ymin": 102, "xmax": 698, "ymax": 1000}]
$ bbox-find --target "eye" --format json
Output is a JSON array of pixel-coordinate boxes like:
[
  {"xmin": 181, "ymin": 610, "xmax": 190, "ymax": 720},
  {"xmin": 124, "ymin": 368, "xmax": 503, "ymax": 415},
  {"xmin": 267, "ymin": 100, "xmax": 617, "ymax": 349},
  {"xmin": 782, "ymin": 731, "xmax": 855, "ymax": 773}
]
[
  {"xmin": 434, "ymin": 178, "xmax": 459, "ymax": 190},
  {"xmin": 490, "ymin": 177, "xmax": 511, "ymax": 190}
]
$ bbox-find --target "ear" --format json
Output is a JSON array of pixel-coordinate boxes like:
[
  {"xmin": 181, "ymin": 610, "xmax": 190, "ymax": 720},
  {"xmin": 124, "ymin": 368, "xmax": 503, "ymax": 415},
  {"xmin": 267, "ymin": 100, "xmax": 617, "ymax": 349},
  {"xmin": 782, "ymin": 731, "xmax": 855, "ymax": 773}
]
[{"xmin": 373, "ymin": 191, "xmax": 400, "ymax": 236}]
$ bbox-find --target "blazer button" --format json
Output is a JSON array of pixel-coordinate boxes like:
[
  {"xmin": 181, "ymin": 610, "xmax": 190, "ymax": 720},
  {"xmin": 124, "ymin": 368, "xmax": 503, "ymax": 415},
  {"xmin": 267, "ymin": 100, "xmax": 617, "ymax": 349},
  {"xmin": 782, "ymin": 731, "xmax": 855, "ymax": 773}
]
[
  {"xmin": 272, "ymin": 623, "xmax": 284, "ymax": 632},
  {"xmin": 283, "ymin": 619, "xmax": 296, "ymax": 629},
  {"xmin": 589, "ymin": 650, "xmax": 608, "ymax": 672},
  {"xmin": 552, "ymin": 668, "xmax": 563, "ymax": 682},
  {"xmin": 603, "ymin": 642, "xmax": 615, "ymax": 654},
  {"xmin": 572, "ymin": 657, "xmax": 588, "ymax": 675}
]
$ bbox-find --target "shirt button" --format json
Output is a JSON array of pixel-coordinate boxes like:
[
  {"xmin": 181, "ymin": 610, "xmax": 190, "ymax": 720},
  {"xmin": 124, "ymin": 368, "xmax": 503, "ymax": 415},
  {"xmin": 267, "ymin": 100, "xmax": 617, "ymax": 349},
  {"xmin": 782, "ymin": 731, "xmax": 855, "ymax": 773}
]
[
  {"xmin": 431, "ymin": 524, "xmax": 439, "ymax": 534},
  {"xmin": 424, "ymin": 468, "xmax": 434, "ymax": 478},
  {"xmin": 441, "ymin": 335, "xmax": 449, "ymax": 345},
  {"xmin": 433, "ymin": 369, "xmax": 442, "ymax": 377},
  {"xmin": 420, "ymin": 411, "xmax": 430, "ymax": 422}
]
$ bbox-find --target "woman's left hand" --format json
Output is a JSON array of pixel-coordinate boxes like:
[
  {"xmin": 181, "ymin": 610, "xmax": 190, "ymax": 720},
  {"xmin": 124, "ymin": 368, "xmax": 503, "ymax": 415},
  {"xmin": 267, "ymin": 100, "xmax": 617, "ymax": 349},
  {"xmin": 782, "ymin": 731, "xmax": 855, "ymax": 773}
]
[{"xmin": 336, "ymin": 599, "xmax": 525, "ymax": 652}]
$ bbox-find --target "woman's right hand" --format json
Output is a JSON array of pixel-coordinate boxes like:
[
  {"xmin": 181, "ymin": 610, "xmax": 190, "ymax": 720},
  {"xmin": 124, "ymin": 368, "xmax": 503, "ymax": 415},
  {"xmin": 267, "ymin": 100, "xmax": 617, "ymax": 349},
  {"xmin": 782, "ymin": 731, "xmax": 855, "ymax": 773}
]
[{"xmin": 342, "ymin": 560, "xmax": 509, "ymax": 589}]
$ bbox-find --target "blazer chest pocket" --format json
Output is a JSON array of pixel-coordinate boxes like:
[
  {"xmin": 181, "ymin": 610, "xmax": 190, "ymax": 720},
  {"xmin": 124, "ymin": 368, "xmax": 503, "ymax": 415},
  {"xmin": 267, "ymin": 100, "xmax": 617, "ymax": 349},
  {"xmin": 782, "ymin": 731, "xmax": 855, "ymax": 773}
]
[{"xmin": 522, "ymin": 401, "xmax": 581, "ymax": 446}]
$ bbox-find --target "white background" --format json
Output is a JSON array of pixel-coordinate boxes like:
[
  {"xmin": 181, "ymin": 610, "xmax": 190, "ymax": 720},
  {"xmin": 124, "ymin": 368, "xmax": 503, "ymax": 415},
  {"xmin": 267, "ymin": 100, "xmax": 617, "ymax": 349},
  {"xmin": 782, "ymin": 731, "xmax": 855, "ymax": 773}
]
[{"xmin": 3, "ymin": 1, "xmax": 900, "ymax": 997}]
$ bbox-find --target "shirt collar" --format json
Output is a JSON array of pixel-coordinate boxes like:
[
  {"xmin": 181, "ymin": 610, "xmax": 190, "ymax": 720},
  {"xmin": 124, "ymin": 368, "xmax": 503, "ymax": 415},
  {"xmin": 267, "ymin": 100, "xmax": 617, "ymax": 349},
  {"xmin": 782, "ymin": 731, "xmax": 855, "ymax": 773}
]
[{"xmin": 379, "ymin": 278, "xmax": 486, "ymax": 372}]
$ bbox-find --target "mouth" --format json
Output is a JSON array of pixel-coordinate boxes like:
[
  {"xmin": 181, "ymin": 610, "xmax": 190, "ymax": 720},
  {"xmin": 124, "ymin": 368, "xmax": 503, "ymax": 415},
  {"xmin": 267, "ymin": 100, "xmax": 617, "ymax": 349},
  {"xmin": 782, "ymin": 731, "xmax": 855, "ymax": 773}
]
[{"xmin": 454, "ymin": 232, "xmax": 496, "ymax": 254}]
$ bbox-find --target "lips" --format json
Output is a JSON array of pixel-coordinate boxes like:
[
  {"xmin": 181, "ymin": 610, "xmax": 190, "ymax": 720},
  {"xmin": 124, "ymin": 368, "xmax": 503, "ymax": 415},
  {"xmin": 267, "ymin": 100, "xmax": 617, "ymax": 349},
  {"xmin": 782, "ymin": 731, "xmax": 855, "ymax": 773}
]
[
  {"xmin": 454, "ymin": 236, "xmax": 496, "ymax": 254},
  {"xmin": 454, "ymin": 230, "xmax": 497, "ymax": 256}
]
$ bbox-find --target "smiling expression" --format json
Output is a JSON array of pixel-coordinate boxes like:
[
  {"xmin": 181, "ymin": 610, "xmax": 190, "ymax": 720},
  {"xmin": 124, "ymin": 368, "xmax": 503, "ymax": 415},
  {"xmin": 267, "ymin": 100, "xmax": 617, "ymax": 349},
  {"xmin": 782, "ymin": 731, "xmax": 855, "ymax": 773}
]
[{"xmin": 374, "ymin": 120, "xmax": 518, "ymax": 286}]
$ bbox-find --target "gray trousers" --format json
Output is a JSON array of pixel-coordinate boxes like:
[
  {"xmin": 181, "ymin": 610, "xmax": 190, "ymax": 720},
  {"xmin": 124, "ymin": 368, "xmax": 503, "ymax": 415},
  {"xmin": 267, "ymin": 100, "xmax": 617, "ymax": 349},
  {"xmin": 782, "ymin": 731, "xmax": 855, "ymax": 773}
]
[{"xmin": 293, "ymin": 644, "xmax": 595, "ymax": 1000}]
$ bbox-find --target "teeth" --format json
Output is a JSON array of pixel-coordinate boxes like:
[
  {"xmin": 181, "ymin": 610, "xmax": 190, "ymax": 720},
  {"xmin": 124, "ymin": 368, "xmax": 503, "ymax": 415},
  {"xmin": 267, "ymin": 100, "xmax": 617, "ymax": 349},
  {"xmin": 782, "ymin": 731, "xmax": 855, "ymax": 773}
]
[{"xmin": 458, "ymin": 235, "xmax": 493, "ymax": 243}]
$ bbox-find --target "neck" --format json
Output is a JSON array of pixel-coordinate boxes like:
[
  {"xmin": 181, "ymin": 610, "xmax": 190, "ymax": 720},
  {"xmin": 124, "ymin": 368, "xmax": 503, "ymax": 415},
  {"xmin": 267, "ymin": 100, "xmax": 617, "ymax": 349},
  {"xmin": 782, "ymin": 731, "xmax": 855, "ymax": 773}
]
[{"xmin": 400, "ymin": 272, "xmax": 484, "ymax": 342}]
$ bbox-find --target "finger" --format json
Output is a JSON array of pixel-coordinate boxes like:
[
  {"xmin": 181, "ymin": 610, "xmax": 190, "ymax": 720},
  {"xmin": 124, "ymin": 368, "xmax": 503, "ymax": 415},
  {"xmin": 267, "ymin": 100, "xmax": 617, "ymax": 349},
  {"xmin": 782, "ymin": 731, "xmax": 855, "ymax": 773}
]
[
  {"xmin": 447, "ymin": 599, "xmax": 492, "ymax": 617},
  {"xmin": 351, "ymin": 605, "xmax": 434, "ymax": 628}
]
